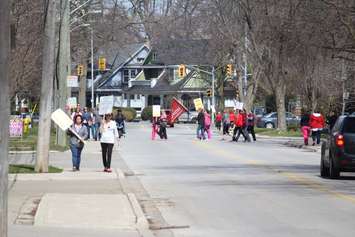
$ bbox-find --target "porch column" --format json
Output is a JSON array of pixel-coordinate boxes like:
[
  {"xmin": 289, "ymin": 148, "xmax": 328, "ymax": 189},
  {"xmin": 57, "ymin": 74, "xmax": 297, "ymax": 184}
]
[
  {"xmin": 144, "ymin": 94, "xmax": 149, "ymax": 107},
  {"xmin": 160, "ymin": 95, "xmax": 164, "ymax": 107},
  {"xmin": 127, "ymin": 94, "xmax": 131, "ymax": 107}
]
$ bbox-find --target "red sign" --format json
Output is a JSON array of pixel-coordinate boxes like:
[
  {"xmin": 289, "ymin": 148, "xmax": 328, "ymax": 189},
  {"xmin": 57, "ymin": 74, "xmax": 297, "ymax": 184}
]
[{"xmin": 170, "ymin": 98, "xmax": 188, "ymax": 123}]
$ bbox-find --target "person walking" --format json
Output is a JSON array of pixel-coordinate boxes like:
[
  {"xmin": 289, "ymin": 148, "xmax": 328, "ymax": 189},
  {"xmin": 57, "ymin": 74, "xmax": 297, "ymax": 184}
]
[
  {"xmin": 222, "ymin": 110, "xmax": 230, "ymax": 140},
  {"xmin": 326, "ymin": 111, "xmax": 338, "ymax": 130},
  {"xmin": 310, "ymin": 111, "xmax": 325, "ymax": 146},
  {"xmin": 158, "ymin": 110, "xmax": 168, "ymax": 139},
  {"xmin": 82, "ymin": 107, "xmax": 92, "ymax": 138},
  {"xmin": 215, "ymin": 112, "xmax": 222, "ymax": 131},
  {"xmin": 197, "ymin": 108, "xmax": 205, "ymax": 140},
  {"xmin": 68, "ymin": 114, "xmax": 88, "ymax": 171},
  {"xmin": 234, "ymin": 110, "xmax": 249, "ymax": 142},
  {"xmin": 300, "ymin": 111, "xmax": 311, "ymax": 145},
  {"xmin": 247, "ymin": 111, "xmax": 256, "ymax": 142},
  {"xmin": 204, "ymin": 110, "xmax": 212, "ymax": 139},
  {"xmin": 115, "ymin": 110, "xmax": 126, "ymax": 138},
  {"xmin": 100, "ymin": 113, "xmax": 119, "ymax": 172}
]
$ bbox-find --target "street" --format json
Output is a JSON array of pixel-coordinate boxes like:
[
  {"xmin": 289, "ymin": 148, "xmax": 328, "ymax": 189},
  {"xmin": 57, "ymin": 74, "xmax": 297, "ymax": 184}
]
[{"xmin": 118, "ymin": 122, "xmax": 355, "ymax": 237}]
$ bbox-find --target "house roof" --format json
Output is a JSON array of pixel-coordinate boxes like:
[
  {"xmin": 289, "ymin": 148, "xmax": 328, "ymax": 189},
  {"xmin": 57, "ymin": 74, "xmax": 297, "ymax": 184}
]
[{"xmin": 151, "ymin": 39, "xmax": 212, "ymax": 65}]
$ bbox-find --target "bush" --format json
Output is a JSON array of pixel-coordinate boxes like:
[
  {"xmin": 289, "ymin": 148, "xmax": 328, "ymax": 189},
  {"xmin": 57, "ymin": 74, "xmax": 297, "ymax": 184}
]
[
  {"xmin": 141, "ymin": 106, "xmax": 152, "ymax": 121},
  {"xmin": 287, "ymin": 124, "xmax": 300, "ymax": 132},
  {"xmin": 114, "ymin": 108, "xmax": 137, "ymax": 122}
]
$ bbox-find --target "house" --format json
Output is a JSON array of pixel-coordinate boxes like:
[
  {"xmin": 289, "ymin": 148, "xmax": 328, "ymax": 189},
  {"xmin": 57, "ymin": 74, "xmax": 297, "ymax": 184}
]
[{"xmin": 88, "ymin": 40, "xmax": 238, "ymax": 114}]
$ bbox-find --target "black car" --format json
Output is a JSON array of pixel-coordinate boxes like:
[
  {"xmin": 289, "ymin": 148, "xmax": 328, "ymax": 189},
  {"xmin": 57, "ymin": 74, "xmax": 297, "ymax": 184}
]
[{"xmin": 321, "ymin": 115, "xmax": 355, "ymax": 178}]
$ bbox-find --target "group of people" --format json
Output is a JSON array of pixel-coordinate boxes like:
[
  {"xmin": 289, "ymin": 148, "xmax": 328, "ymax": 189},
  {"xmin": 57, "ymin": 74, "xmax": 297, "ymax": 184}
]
[
  {"xmin": 196, "ymin": 108, "xmax": 256, "ymax": 142},
  {"xmin": 152, "ymin": 110, "xmax": 168, "ymax": 140},
  {"xmin": 67, "ymin": 104, "xmax": 126, "ymax": 172},
  {"xmin": 300, "ymin": 111, "xmax": 337, "ymax": 146}
]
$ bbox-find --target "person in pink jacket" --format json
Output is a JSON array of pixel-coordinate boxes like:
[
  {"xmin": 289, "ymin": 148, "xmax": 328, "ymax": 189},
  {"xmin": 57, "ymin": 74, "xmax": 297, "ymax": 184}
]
[{"xmin": 204, "ymin": 111, "xmax": 212, "ymax": 139}]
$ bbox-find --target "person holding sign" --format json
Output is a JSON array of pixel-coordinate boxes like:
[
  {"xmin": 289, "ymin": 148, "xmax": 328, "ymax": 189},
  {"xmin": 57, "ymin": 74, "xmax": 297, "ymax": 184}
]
[
  {"xmin": 100, "ymin": 113, "xmax": 119, "ymax": 172},
  {"xmin": 68, "ymin": 114, "xmax": 89, "ymax": 171}
]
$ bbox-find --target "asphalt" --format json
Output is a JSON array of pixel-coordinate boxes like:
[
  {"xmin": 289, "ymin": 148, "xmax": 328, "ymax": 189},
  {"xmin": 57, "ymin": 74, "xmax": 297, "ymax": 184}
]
[{"xmin": 117, "ymin": 122, "xmax": 355, "ymax": 237}]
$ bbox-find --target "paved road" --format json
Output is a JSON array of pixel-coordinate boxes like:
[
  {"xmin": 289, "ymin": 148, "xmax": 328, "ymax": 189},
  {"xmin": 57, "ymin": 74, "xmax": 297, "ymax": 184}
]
[{"xmin": 119, "ymin": 122, "xmax": 355, "ymax": 237}]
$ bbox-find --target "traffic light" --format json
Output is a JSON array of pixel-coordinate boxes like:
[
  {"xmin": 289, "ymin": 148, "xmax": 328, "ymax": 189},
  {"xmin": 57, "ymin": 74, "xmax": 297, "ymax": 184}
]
[
  {"xmin": 77, "ymin": 64, "xmax": 84, "ymax": 76},
  {"xmin": 206, "ymin": 89, "xmax": 212, "ymax": 97},
  {"xmin": 178, "ymin": 64, "xmax": 186, "ymax": 78},
  {"xmin": 99, "ymin": 57, "xmax": 106, "ymax": 71},
  {"xmin": 226, "ymin": 64, "xmax": 233, "ymax": 76}
]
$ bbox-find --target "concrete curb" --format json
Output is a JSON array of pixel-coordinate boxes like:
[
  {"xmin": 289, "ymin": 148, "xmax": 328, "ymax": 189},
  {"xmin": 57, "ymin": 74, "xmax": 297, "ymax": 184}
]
[
  {"xmin": 127, "ymin": 193, "xmax": 155, "ymax": 237},
  {"xmin": 115, "ymin": 168, "xmax": 126, "ymax": 179},
  {"xmin": 9, "ymin": 150, "xmax": 63, "ymax": 155}
]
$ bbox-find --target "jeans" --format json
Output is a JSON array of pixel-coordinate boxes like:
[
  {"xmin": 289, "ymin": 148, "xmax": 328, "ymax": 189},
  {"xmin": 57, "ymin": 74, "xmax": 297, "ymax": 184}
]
[
  {"xmin": 197, "ymin": 124, "xmax": 205, "ymax": 139},
  {"xmin": 70, "ymin": 145, "xmax": 83, "ymax": 169},
  {"xmin": 312, "ymin": 130, "xmax": 321, "ymax": 145},
  {"xmin": 247, "ymin": 125, "xmax": 256, "ymax": 141},
  {"xmin": 233, "ymin": 126, "xmax": 249, "ymax": 142},
  {"xmin": 94, "ymin": 123, "xmax": 100, "ymax": 140},
  {"xmin": 101, "ymin": 143, "xmax": 114, "ymax": 168}
]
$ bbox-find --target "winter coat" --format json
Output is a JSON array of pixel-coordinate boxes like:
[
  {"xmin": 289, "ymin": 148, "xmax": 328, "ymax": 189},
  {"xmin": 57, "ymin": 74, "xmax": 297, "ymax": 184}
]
[
  {"xmin": 216, "ymin": 113, "xmax": 222, "ymax": 122},
  {"xmin": 229, "ymin": 113, "xmax": 235, "ymax": 123},
  {"xmin": 310, "ymin": 113, "xmax": 325, "ymax": 129},
  {"xmin": 197, "ymin": 111, "xmax": 205, "ymax": 126},
  {"xmin": 235, "ymin": 113, "xmax": 246, "ymax": 127},
  {"xmin": 300, "ymin": 114, "xmax": 310, "ymax": 127},
  {"xmin": 204, "ymin": 113, "xmax": 211, "ymax": 127},
  {"xmin": 68, "ymin": 124, "xmax": 88, "ymax": 148},
  {"xmin": 246, "ymin": 113, "xmax": 256, "ymax": 127}
]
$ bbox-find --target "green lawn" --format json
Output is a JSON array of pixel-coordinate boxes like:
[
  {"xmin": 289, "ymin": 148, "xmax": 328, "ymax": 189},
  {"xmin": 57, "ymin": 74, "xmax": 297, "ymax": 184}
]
[
  {"xmin": 9, "ymin": 164, "xmax": 63, "ymax": 174},
  {"xmin": 255, "ymin": 127, "xmax": 302, "ymax": 137},
  {"xmin": 9, "ymin": 124, "xmax": 68, "ymax": 152}
]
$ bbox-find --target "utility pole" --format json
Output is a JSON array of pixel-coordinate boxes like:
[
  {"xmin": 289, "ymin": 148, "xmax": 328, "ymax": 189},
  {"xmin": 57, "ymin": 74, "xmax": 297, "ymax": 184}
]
[
  {"xmin": 0, "ymin": 0, "xmax": 10, "ymax": 235},
  {"xmin": 211, "ymin": 66, "xmax": 216, "ymax": 122},
  {"xmin": 91, "ymin": 28, "xmax": 95, "ymax": 108},
  {"xmin": 36, "ymin": 0, "xmax": 57, "ymax": 173},
  {"xmin": 56, "ymin": 0, "xmax": 71, "ymax": 147}
]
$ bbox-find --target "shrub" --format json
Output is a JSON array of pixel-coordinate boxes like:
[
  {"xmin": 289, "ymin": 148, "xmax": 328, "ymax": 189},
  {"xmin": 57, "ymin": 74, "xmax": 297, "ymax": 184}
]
[
  {"xmin": 141, "ymin": 106, "xmax": 152, "ymax": 121},
  {"xmin": 114, "ymin": 108, "xmax": 137, "ymax": 122},
  {"xmin": 287, "ymin": 123, "xmax": 300, "ymax": 132}
]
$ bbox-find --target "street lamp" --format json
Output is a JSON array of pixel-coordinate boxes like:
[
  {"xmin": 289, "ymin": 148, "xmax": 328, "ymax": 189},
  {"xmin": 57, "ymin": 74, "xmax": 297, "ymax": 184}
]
[{"xmin": 71, "ymin": 23, "xmax": 95, "ymax": 109}]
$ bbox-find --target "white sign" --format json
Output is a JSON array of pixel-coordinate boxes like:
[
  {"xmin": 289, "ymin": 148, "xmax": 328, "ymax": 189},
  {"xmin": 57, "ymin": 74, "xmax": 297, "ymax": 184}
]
[
  {"xmin": 67, "ymin": 76, "xmax": 79, "ymax": 88},
  {"xmin": 51, "ymin": 109, "xmax": 74, "ymax": 131},
  {"xmin": 99, "ymin": 95, "xmax": 114, "ymax": 115},
  {"xmin": 152, "ymin": 105, "xmax": 161, "ymax": 117},
  {"xmin": 67, "ymin": 97, "xmax": 77, "ymax": 109},
  {"xmin": 235, "ymin": 101, "xmax": 244, "ymax": 110}
]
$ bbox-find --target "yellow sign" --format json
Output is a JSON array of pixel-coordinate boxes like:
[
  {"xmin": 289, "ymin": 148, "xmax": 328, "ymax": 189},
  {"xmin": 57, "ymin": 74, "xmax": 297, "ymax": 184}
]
[
  {"xmin": 99, "ymin": 57, "xmax": 106, "ymax": 71},
  {"xmin": 193, "ymin": 98, "xmax": 204, "ymax": 111},
  {"xmin": 77, "ymin": 64, "xmax": 84, "ymax": 76},
  {"xmin": 178, "ymin": 64, "xmax": 186, "ymax": 78}
]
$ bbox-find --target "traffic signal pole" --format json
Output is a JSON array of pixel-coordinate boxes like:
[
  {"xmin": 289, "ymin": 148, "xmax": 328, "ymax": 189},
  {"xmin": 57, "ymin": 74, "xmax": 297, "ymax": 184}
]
[
  {"xmin": 212, "ymin": 66, "xmax": 216, "ymax": 123},
  {"xmin": 0, "ymin": 0, "xmax": 10, "ymax": 234}
]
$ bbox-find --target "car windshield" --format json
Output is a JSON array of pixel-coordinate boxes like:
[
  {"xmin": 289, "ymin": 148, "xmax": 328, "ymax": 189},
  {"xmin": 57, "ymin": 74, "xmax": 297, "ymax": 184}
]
[
  {"xmin": 343, "ymin": 117, "xmax": 355, "ymax": 133},
  {"xmin": 265, "ymin": 113, "xmax": 276, "ymax": 118}
]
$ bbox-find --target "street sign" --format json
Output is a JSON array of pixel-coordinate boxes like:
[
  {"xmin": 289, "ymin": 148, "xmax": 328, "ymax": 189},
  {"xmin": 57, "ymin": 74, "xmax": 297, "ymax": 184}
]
[
  {"xmin": 99, "ymin": 57, "xmax": 106, "ymax": 71},
  {"xmin": 193, "ymin": 98, "xmax": 204, "ymax": 111},
  {"xmin": 67, "ymin": 97, "xmax": 77, "ymax": 109},
  {"xmin": 152, "ymin": 105, "xmax": 161, "ymax": 117},
  {"xmin": 77, "ymin": 64, "xmax": 84, "ymax": 76},
  {"xmin": 67, "ymin": 75, "xmax": 78, "ymax": 87}
]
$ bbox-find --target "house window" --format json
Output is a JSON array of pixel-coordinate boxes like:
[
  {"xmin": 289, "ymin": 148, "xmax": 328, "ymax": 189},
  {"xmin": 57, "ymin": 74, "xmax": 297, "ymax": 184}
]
[
  {"xmin": 130, "ymin": 69, "xmax": 137, "ymax": 78},
  {"xmin": 123, "ymin": 94, "xmax": 127, "ymax": 100},
  {"xmin": 152, "ymin": 52, "xmax": 157, "ymax": 61},
  {"xmin": 136, "ymin": 94, "xmax": 141, "ymax": 100},
  {"xmin": 123, "ymin": 70, "xmax": 129, "ymax": 83},
  {"xmin": 130, "ymin": 94, "xmax": 135, "ymax": 100}
]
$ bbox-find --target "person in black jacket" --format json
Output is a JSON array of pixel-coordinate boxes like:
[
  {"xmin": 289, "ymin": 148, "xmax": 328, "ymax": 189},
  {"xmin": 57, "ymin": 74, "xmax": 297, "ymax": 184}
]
[
  {"xmin": 300, "ymin": 111, "xmax": 311, "ymax": 145},
  {"xmin": 326, "ymin": 111, "xmax": 338, "ymax": 131},
  {"xmin": 197, "ymin": 108, "xmax": 205, "ymax": 140}
]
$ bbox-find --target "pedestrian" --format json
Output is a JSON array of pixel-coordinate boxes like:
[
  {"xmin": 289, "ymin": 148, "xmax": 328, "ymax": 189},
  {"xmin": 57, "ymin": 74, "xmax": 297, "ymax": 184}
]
[
  {"xmin": 68, "ymin": 114, "xmax": 88, "ymax": 171},
  {"xmin": 233, "ymin": 110, "xmax": 249, "ymax": 142},
  {"xmin": 204, "ymin": 110, "xmax": 212, "ymax": 139},
  {"xmin": 300, "ymin": 110, "xmax": 311, "ymax": 145},
  {"xmin": 326, "ymin": 111, "xmax": 338, "ymax": 131},
  {"xmin": 158, "ymin": 110, "xmax": 168, "ymax": 139},
  {"xmin": 310, "ymin": 111, "xmax": 325, "ymax": 146},
  {"xmin": 247, "ymin": 111, "xmax": 256, "ymax": 142},
  {"xmin": 82, "ymin": 107, "xmax": 92, "ymax": 138},
  {"xmin": 71, "ymin": 105, "xmax": 82, "ymax": 120},
  {"xmin": 100, "ymin": 113, "xmax": 119, "ymax": 172},
  {"xmin": 115, "ymin": 110, "xmax": 126, "ymax": 138},
  {"xmin": 197, "ymin": 108, "xmax": 206, "ymax": 140},
  {"xmin": 222, "ymin": 109, "xmax": 230, "ymax": 140},
  {"xmin": 215, "ymin": 112, "xmax": 222, "ymax": 131}
]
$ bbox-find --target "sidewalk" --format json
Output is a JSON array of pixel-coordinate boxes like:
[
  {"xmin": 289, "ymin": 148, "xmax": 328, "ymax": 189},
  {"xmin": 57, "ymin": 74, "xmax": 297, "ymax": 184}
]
[{"xmin": 8, "ymin": 141, "xmax": 152, "ymax": 237}]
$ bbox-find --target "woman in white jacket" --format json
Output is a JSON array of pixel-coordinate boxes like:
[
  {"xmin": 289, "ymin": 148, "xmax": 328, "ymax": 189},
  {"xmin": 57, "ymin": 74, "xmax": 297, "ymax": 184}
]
[{"xmin": 100, "ymin": 113, "xmax": 119, "ymax": 172}]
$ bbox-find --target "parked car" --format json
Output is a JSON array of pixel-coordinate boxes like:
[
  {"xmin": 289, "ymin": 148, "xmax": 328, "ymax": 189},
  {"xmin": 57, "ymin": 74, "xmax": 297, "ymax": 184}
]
[
  {"xmin": 321, "ymin": 114, "xmax": 355, "ymax": 179},
  {"xmin": 256, "ymin": 112, "xmax": 300, "ymax": 129},
  {"xmin": 177, "ymin": 111, "xmax": 198, "ymax": 123}
]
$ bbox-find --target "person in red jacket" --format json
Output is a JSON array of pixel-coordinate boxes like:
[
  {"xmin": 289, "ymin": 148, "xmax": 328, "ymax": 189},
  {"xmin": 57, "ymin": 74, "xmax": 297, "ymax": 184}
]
[
  {"xmin": 309, "ymin": 111, "xmax": 325, "ymax": 145},
  {"xmin": 215, "ymin": 112, "xmax": 222, "ymax": 131},
  {"xmin": 233, "ymin": 110, "xmax": 249, "ymax": 142}
]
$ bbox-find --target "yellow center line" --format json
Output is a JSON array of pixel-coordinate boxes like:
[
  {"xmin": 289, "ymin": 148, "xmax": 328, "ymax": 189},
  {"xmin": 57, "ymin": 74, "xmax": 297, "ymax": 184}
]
[{"xmin": 192, "ymin": 140, "xmax": 355, "ymax": 204}]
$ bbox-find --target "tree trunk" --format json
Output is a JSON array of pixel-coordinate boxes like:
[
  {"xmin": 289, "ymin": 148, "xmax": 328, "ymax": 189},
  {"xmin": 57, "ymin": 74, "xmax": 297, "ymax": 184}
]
[
  {"xmin": 0, "ymin": 0, "xmax": 10, "ymax": 235},
  {"xmin": 275, "ymin": 82, "xmax": 287, "ymax": 131},
  {"xmin": 36, "ymin": 0, "xmax": 56, "ymax": 173}
]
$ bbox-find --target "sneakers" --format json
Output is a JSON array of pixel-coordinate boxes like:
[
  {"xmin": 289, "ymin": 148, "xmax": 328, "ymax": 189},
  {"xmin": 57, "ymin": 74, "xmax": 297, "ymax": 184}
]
[{"xmin": 107, "ymin": 168, "xmax": 112, "ymax": 173}]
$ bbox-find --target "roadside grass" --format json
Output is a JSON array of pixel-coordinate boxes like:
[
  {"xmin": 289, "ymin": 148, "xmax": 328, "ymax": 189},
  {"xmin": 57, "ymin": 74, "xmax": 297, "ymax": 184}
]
[
  {"xmin": 9, "ymin": 164, "xmax": 63, "ymax": 174},
  {"xmin": 9, "ymin": 124, "xmax": 69, "ymax": 152},
  {"xmin": 255, "ymin": 127, "xmax": 302, "ymax": 137}
]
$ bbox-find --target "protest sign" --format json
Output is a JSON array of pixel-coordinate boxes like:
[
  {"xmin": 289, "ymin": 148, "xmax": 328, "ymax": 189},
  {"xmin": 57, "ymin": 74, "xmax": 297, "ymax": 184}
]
[
  {"xmin": 99, "ymin": 95, "xmax": 114, "ymax": 115},
  {"xmin": 193, "ymin": 98, "xmax": 204, "ymax": 111},
  {"xmin": 152, "ymin": 105, "xmax": 161, "ymax": 117}
]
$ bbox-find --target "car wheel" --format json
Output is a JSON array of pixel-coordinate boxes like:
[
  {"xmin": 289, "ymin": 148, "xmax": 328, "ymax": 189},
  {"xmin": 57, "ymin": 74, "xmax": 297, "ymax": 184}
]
[
  {"xmin": 320, "ymin": 143, "xmax": 330, "ymax": 178},
  {"xmin": 265, "ymin": 123, "xmax": 274, "ymax": 129},
  {"xmin": 329, "ymin": 155, "xmax": 340, "ymax": 179}
]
